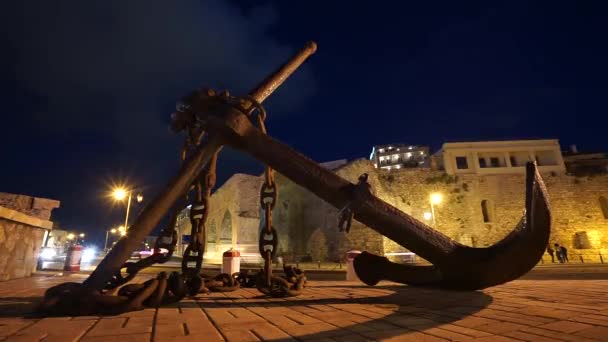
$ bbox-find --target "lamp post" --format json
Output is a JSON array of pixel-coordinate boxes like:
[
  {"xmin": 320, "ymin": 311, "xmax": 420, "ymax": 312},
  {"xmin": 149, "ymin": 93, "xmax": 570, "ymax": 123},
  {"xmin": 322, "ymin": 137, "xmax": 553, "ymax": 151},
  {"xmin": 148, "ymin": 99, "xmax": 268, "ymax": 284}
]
[
  {"xmin": 112, "ymin": 187, "xmax": 143, "ymax": 231},
  {"xmin": 104, "ymin": 228, "xmax": 118, "ymax": 252},
  {"xmin": 429, "ymin": 193, "xmax": 443, "ymax": 225}
]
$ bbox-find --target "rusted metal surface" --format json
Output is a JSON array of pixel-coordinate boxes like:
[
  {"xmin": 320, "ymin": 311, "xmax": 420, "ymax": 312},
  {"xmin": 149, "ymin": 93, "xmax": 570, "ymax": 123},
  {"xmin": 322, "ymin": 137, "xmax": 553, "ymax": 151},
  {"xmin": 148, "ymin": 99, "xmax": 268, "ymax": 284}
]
[{"xmin": 248, "ymin": 42, "xmax": 317, "ymax": 106}]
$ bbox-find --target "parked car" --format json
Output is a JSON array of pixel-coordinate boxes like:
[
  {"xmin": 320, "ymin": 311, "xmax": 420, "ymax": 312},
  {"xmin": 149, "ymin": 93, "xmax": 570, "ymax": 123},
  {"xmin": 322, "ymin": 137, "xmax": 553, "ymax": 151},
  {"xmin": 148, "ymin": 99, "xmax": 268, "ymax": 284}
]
[{"xmin": 131, "ymin": 248, "xmax": 169, "ymax": 259}]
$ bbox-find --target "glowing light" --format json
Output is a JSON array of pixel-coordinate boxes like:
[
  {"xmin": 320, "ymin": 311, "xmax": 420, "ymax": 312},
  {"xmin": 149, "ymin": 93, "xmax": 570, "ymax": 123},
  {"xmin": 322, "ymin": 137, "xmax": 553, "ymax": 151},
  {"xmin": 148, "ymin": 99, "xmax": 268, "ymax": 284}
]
[
  {"xmin": 118, "ymin": 226, "xmax": 126, "ymax": 232},
  {"xmin": 120, "ymin": 231, "xmax": 126, "ymax": 236},
  {"xmin": 112, "ymin": 188, "xmax": 128, "ymax": 201},
  {"xmin": 67, "ymin": 233, "xmax": 75, "ymax": 240},
  {"xmin": 111, "ymin": 228, "xmax": 117, "ymax": 233},
  {"xmin": 40, "ymin": 247, "xmax": 56, "ymax": 260},
  {"xmin": 430, "ymin": 193, "xmax": 443, "ymax": 205},
  {"xmin": 81, "ymin": 248, "xmax": 96, "ymax": 263},
  {"xmin": 423, "ymin": 212, "xmax": 432, "ymax": 221},
  {"xmin": 79, "ymin": 233, "xmax": 85, "ymax": 238},
  {"xmin": 136, "ymin": 193, "xmax": 143, "ymax": 203}
]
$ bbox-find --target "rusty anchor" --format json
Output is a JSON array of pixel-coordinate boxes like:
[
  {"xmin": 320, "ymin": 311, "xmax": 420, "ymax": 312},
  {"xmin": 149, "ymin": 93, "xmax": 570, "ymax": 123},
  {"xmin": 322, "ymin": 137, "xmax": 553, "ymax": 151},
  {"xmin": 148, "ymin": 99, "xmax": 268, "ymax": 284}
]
[{"xmin": 38, "ymin": 40, "xmax": 551, "ymax": 316}]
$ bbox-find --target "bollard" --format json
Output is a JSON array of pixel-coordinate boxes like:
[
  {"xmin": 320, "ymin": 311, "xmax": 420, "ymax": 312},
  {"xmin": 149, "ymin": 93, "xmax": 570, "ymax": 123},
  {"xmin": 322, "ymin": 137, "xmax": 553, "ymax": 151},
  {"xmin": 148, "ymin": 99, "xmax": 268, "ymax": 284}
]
[
  {"xmin": 64, "ymin": 245, "xmax": 83, "ymax": 272},
  {"xmin": 346, "ymin": 250, "xmax": 362, "ymax": 281},
  {"xmin": 221, "ymin": 248, "xmax": 241, "ymax": 275},
  {"xmin": 318, "ymin": 260, "xmax": 321, "ymax": 269},
  {"xmin": 600, "ymin": 253, "xmax": 604, "ymax": 264},
  {"xmin": 579, "ymin": 255, "xmax": 584, "ymax": 263}
]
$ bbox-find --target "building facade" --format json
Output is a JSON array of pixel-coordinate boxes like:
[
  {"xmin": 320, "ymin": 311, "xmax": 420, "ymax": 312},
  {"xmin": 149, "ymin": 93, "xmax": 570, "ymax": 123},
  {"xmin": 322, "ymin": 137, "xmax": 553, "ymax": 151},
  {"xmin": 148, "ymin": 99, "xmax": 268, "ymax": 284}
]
[
  {"xmin": 176, "ymin": 139, "xmax": 608, "ymax": 265},
  {"xmin": 434, "ymin": 139, "xmax": 566, "ymax": 175},
  {"xmin": 369, "ymin": 144, "xmax": 430, "ymax": 171},
  {"xmin": 562, "ymin": 145, "xmax": 608, "ymax": 177}
]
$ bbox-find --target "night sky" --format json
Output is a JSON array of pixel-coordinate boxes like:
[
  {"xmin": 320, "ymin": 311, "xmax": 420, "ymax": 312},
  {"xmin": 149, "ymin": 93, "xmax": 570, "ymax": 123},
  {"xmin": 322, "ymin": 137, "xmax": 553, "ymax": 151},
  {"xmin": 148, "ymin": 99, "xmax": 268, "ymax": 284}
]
[{"xmin": 1, "ymin": 1, "xmax": 606, "ymax": 247}]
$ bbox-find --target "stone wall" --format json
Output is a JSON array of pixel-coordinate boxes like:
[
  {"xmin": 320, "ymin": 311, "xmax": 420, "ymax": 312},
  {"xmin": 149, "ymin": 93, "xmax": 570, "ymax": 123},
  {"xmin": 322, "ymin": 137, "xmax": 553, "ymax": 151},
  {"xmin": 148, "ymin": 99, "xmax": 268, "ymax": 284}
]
[
  {"xmin": 198, "ymin": 159, "xmax": 608, "ymax": 264},
  {"xmin": 0, "ymin": 193, "xmax": 59, "ymax": 281},
  {"xmin": 0, "ymin": 192, "xmax": 59, "ymax": 221}
]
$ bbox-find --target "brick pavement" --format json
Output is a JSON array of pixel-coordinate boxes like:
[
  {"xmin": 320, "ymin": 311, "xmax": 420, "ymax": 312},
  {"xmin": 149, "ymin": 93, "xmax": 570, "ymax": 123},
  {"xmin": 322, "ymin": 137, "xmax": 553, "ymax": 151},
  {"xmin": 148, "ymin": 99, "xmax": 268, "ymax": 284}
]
[{"xmin": 1, "ymin": 274, "xmax": 608, "ymax": 341}]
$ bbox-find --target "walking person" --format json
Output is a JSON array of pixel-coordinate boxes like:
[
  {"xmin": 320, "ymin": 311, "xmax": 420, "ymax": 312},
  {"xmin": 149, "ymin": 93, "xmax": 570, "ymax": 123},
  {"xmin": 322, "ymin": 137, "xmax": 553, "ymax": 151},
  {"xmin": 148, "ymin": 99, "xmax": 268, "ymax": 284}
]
[
  {"xmin": 560, "ymin": 245, "xmax": 569, "ymax": 263},
  {"xmin": 546, "ymin": 244, "xmax": 555, "ymax": 263},
  {"xmin": 554, "ymin": 243, "xmax": 564, "ymax": 263}
]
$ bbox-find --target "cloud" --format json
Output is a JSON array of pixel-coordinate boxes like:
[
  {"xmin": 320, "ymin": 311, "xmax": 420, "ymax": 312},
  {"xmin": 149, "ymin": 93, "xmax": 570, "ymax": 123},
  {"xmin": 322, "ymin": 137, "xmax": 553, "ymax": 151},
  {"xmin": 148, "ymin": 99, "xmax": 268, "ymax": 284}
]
[{"xmin": 2, "ymin": 0, "xmax": 316, "ymax": 149}]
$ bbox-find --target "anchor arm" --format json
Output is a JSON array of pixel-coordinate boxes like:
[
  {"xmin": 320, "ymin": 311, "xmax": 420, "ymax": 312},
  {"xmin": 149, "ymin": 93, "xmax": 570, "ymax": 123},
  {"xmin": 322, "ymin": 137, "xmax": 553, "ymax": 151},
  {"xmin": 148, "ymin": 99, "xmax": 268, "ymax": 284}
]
[{"xmin": 207, "ymin": 108, "xmax": 551, "ymax": 290}]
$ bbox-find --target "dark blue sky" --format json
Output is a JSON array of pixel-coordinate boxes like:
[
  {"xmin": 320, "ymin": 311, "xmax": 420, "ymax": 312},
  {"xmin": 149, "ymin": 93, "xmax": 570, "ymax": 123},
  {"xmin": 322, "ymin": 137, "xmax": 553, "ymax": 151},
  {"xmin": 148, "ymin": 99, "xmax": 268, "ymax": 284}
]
[{"xmin": 1, "ymin": 1, "xmax": 606, "ymax": 246}]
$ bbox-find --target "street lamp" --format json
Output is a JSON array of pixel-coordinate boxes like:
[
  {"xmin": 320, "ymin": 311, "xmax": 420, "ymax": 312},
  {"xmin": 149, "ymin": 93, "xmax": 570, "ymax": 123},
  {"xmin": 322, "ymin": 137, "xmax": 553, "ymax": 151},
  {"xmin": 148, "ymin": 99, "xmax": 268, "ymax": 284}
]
[
  {"xmin": 429, "ymin": 193, "xmax": 443, "ymax": 225},
  {"xmin": 112, "ymin": 187, "xmax": 143, "ymax": 231},
  {"xmin": 423, "ymin": 212, "xmax": 432, "ymax": 221},
  {"xmin": 104, "ymin": 228, "xmax": 119, "ymax": 252}
]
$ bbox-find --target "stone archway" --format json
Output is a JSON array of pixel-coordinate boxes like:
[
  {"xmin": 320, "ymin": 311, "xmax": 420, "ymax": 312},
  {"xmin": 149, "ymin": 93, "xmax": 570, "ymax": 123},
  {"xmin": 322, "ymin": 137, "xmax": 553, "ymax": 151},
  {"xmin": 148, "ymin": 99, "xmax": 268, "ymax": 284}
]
[
  {"xmin": 220, "ymin": 210, "xmax": 232, "ymax": 243},
  {"xmin": 207, "ymin": 220, "xmax": 217, "ymax": 244}
]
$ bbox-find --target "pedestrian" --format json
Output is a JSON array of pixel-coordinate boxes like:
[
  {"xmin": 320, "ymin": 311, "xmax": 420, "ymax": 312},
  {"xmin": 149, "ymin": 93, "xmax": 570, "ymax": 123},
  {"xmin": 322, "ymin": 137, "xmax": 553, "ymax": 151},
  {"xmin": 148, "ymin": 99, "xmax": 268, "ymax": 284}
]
[
  {"xmin": 560, "ymin": 245, "xmax": 569, "ymax": 263},
  {"xmin": 546, "ymin": 244, "xmax": 555, "ymax": 263},
  {"xmin": 554, "ymin": 243, "xmax": 564, "ymax": 263}
]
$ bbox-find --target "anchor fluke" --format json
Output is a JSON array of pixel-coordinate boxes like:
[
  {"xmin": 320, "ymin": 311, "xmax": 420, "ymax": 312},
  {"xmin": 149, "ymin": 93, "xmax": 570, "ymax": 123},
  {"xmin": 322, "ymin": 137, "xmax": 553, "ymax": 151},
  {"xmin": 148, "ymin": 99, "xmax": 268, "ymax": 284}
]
[{"xmin": 353, "ymin": 162, "xmax": 551, "ymax": 290}]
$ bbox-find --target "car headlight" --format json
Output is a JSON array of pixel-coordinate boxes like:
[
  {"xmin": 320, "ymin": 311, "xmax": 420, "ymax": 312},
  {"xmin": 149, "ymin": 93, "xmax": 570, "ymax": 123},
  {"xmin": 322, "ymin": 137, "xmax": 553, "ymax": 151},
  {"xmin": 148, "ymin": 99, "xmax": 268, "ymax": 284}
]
[
  {"xmin": 40, "ymin": 248, "xmax": 56, "ymax": 260},
  {"xmin": 81, "ymin": 248, "xmax": 96, "ymax": 263}
]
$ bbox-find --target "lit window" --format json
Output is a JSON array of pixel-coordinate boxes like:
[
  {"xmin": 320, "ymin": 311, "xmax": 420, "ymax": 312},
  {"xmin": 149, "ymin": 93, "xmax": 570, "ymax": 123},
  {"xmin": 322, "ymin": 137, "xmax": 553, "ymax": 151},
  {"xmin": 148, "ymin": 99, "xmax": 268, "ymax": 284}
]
[
  {"xmin": 481, "ymin": 200, "xmax": 495, "ymax": 223},
  {"xmin": 379, "ymin": 149, "xmax": 384, "ymax": 153},
  {"xmin": 392, "ymin": 154, "xmax": 399, "ymax": 159},
  {"xmin": 396, "ymin": 148, "xmax": 400, "ymax": 151},
  {"xmin": 408, "ymin": 146, "xmax": 413, "ymax": 150},
  {"xmin": 374, "ymin": 164, "xmax": 378, "ymax": 168},
  {"xmin": 600, "ymin": 196, "xmax": 608, "ymax": 219},
  {"xmin": 395, "ymin": 165, "xmax": 401, "ymax": 169},
  {"xmin": 406, "ymin": 152, "xmax": 412, "ymax": 157},
  {"xmin": 420, "ymin": 151, "xmax": 424, "ymax": 155}
]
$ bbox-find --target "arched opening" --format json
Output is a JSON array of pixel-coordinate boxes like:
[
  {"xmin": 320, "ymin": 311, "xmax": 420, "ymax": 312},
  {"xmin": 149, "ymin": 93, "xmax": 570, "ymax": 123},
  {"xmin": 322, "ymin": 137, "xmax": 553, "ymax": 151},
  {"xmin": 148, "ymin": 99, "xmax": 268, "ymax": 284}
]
[
  {"xmin": 207, "ymin": 220, "xmax": 217, "ymax": 243},
  {"xmin": 220, "ymin": 210, "xmax": 232, "ymax": 242},
  {"xmin": 599, "ymin": 196, "xmax": 608, "ymax": 219},
  {"xmin": 481, "ymin": 200, "xmax": 494, "ymax": 223}
]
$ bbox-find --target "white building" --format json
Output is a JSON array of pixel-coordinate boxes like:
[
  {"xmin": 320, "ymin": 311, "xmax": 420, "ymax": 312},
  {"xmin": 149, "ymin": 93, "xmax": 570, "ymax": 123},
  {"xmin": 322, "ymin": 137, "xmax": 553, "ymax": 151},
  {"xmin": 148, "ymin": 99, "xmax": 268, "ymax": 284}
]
[
  {"xmin": 434, "ymin": 139, "xmax": 566, "ymax": 175},
  {"xmin": 369, "ymin": 144, "xmax": 430, "ymax": 170}
]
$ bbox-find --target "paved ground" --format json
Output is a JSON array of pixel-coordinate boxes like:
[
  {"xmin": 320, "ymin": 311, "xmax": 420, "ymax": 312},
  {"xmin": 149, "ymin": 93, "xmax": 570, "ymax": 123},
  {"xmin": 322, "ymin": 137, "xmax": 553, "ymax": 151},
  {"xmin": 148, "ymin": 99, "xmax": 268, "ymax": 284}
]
[{"xmin": 2, "ymin": 272, "xmax": 608, "ymax": 341}]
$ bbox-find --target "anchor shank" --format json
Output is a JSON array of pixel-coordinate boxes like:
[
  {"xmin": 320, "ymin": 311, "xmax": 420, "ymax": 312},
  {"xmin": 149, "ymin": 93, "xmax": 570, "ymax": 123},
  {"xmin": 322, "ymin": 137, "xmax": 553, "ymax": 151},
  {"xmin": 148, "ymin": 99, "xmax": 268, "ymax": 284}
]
[
  {"xmin": 83, "ymin": 136, "xmax": 223, "ymax": 291},
  {"xmin": 248, "ymin": 42, "xmax": 317, "ymax": 107}
]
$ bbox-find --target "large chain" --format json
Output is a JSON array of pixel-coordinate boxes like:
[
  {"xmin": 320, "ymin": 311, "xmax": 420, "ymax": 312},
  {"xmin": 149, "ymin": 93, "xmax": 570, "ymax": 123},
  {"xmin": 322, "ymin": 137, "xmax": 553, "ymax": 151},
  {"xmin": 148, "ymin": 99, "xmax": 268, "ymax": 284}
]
[
  {"xmin": 248, "ymin": 98, "xmax": 277, "ymax": 289},
  {"xmin": 181, "ymin": 148, "xmax": 219, "ymax": 295}
]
